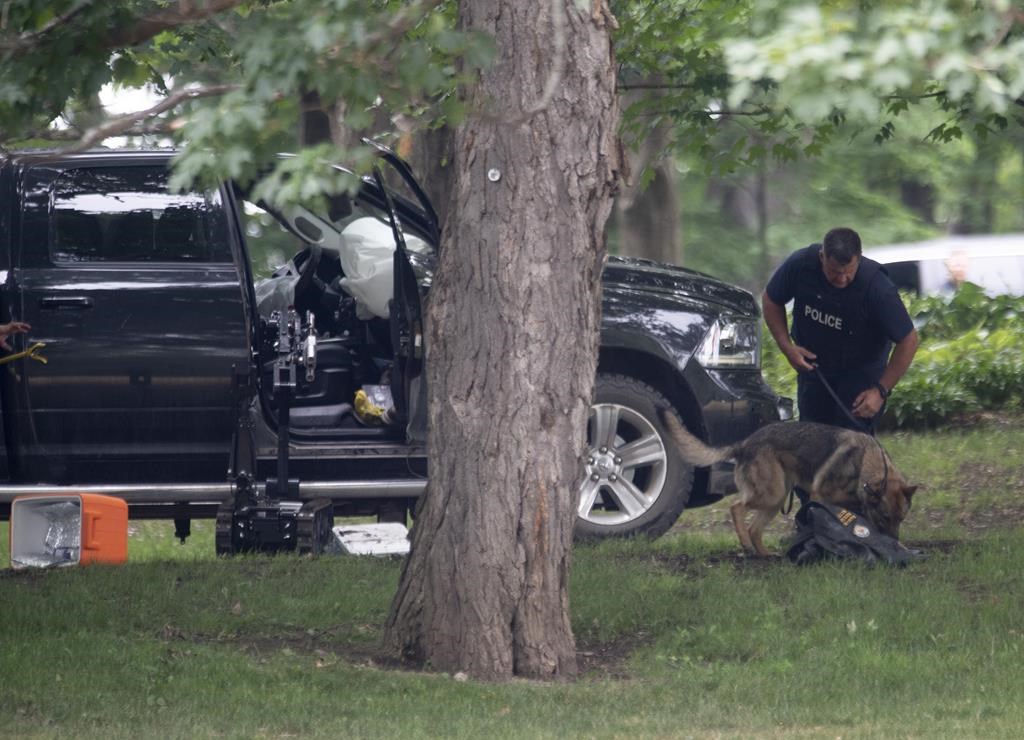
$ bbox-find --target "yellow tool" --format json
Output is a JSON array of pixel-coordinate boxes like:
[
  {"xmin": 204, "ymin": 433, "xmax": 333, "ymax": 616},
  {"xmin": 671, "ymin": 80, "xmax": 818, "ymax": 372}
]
[{"xmin": 0, "ymin": 342, "xmax": 48, "ymax": 366}]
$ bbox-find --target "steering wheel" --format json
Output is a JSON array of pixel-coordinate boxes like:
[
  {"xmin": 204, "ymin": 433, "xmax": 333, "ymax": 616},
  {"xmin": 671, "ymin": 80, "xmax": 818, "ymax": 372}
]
[{"xmin": 292, "ymin": 244, "xmax": 323, "ymax": 310}]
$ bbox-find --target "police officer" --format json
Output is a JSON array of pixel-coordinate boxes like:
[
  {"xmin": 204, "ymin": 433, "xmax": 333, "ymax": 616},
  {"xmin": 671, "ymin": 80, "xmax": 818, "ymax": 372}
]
[{"xmin": 763, "ymin": 227, "xmax": 919, "ymax": 434}]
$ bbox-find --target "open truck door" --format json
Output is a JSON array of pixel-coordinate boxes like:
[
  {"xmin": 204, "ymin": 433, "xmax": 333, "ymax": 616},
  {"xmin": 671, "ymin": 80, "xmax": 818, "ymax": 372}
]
[
  {"xmin": 370, "ymin": 162, "xmax": 428, "ymax": 445},
  {"xmin": 217, "ymin": 146, "xmax": 434, "ymax": 555}
]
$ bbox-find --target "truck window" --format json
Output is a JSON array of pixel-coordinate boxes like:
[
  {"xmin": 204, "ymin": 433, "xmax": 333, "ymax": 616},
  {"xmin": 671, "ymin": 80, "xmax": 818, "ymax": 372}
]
[
  {"xmin": 51, "ymin": 166, "xmax": 231, "ymax": 263},
  {"xmin": 238, "ymin": 200, "xmax": 301, "ymax": 281}
]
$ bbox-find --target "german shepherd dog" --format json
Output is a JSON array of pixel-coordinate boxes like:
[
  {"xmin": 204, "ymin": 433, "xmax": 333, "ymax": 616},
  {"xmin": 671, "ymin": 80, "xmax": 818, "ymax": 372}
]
[{"xmin": 660, "ymin": 413, "xmax": 918, "ymax": 556}]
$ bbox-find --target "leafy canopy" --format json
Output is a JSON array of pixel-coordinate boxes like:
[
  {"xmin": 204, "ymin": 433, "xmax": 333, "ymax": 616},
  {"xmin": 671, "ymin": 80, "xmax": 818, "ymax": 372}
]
[
  {"xmin": 0, "ymin": 0, "xmax": 492, "ymax": 205},
  {"xmin": 614, "ymin": 0, "xmax": 1024, "ymax": 172},
  {"xmin": 4, "ymin": 1, "xmax": 1024, "ymax": 198}
]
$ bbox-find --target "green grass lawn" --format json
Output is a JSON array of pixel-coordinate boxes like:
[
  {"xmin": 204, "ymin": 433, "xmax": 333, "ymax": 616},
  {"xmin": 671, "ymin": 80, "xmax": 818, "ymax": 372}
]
[{"xmin": 3, "ymin": 417, "xmax": 1024, "ymax": 738}]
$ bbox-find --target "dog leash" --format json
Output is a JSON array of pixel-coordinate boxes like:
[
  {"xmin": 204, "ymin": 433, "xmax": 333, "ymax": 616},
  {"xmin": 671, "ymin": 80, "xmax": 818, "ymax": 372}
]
[
  {"xmin": 810, "ymin": 366, "xmax": 890, "ymax": 499},
  {"xmin": 811, "ymin": 366, "xmax": 873, "ymax": 433}
]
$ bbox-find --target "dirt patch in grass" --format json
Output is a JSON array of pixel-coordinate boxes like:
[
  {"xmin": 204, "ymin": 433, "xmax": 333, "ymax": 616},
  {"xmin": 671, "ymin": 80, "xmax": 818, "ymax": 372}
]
[
  {"xmin": 943, "ymin": 410, "xmax": 1024, "ymax": 430},
  {"xmin": 161, "ymin": 622, "xmax": 403, "ymax": 668},
  {"xmin": 901, "ymin": 539, "xmax": 960, "ymax": 554},
  {"xmin": 576, "ymin": 633, "xmax": 651, "ymax": 680},
  {"xmin": 955, "ymin": 461, "xmax": 1024, "ymax": 496},
  {"xmin": 948, "ymin": 458, "xmax": 1024, "ymax": 535},
  {"xmin": 644, "ymin": 550, "xmax": 786, "ymax": 575},
  {"xmin": 160, "ymin": 622, "xmax": 643, "ymax": 680},
  {"xmin": 951, "ymin": 503, "xmax": 1024, "ymax": 531}
]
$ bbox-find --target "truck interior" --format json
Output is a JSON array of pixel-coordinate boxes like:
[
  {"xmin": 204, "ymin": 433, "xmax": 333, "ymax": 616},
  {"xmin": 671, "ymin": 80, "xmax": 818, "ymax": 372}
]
[{"xmin": 236, "ymin": 186, "xmax": 432, "ymax": 439}]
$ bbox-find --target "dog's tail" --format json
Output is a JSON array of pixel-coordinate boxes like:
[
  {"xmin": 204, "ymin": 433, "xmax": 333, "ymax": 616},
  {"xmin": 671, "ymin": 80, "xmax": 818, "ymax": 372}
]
[{"xmin": 658, "ymin": 408, "xmax": 736, "ymax": 467}]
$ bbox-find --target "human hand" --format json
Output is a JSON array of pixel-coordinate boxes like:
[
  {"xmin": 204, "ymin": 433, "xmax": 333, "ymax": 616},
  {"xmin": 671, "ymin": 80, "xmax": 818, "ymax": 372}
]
[
  {"xmin": 783, "ymin": 344, "xmax": 817, "ymax": 373},
  {"xmin": 0, "ymin": 321, "xmax": 30, "ymax": 351},
  {"xmin": 852, "ymin": 387, "xmax": 884, "ymax": 419}
]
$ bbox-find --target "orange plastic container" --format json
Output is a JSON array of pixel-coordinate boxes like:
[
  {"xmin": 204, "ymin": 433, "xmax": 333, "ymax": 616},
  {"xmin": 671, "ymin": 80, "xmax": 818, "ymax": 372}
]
[{"xmin": 9, "ymin": 493, "xmax": 128, "ymax": 569}]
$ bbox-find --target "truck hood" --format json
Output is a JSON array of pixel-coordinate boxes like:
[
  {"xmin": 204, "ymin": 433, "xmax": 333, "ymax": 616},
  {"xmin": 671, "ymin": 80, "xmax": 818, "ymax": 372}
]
[{"xmin": 603, "ymin": 256, "xmax": 759, "ymax": 317}]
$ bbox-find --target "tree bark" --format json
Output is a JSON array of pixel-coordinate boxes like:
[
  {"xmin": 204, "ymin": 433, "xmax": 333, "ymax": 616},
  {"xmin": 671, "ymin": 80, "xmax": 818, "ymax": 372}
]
[{"xmin": 384, "ymin": 0, "xmax": 620, "ymax": 681}]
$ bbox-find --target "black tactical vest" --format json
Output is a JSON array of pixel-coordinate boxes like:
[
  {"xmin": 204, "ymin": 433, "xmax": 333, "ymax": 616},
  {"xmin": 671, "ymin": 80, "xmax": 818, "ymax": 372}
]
[{"xmin": 790, "ymin": 245, "xmax": 888, "ymax": 373}]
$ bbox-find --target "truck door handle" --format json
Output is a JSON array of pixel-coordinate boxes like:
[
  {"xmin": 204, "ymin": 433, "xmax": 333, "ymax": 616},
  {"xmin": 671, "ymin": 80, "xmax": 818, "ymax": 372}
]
[{"xmin": 39, "ymin": 296, "xmax": 93, "ymax": 310}]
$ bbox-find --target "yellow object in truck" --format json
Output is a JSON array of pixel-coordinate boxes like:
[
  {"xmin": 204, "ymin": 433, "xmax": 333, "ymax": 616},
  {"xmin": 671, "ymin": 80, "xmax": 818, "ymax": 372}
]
[{"xmin": 354, "ymin": 389, "xmax": 388, "ymax": 425}]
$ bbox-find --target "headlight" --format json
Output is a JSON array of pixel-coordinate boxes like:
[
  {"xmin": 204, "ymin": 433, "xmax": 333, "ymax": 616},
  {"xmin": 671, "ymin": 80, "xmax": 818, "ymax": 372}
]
[{"xmin": 695, "ymin": 317, "xmax": 761, "ymax": 369}]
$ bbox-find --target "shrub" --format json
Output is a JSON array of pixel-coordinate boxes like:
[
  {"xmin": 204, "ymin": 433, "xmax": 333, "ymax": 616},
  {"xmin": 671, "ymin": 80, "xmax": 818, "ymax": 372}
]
[{"xmin": 908, "ymin": 282, "xmax": 1024, "ymax": 341}]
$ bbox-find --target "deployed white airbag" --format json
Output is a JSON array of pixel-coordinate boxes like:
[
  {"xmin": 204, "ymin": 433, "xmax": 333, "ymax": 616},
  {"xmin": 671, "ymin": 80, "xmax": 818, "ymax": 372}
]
[
  {"xmin": 253, "ymin": 210, "xmax": 427, "ymax": 322},
  {"xmin": 337, "ymin": 217, "xmax": 426, "ymax": 320}
]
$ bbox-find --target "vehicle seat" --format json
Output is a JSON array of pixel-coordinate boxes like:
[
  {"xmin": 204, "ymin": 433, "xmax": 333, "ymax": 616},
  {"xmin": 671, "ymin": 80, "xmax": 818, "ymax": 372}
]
[{"xmin": 263, "ymin": 337, "xmax": 360, "ymax": 428}]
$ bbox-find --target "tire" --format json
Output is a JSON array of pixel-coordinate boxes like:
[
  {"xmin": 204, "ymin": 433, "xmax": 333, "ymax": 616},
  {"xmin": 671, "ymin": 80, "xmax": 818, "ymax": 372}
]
[{"xmin": 574, "ymin": 374, "xmax": 695, "ymax": 540}]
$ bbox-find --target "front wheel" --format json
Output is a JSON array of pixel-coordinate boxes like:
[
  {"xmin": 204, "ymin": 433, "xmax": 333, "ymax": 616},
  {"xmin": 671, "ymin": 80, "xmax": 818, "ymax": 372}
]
[{"xmin": 575, "ymin": 374, "xmax": 695, "ymax": 540}]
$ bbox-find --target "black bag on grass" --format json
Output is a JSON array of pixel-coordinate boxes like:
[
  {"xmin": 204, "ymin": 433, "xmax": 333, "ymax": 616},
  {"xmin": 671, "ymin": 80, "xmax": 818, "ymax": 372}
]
[{"xmin": 786, "ymin": 501, "xmax": 925, "ymax": 567}]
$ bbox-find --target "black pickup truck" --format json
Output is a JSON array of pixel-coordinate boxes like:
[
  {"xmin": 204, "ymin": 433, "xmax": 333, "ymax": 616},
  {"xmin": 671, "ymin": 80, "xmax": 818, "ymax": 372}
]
[{"xmin": 0, "ymin": 146, "xmax": 790, "ymax": 553}]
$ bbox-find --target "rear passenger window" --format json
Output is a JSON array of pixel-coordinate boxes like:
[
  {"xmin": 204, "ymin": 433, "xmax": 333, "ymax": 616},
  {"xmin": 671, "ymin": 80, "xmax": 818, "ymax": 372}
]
[{"xmin": 51, "ymin": 166, "xmax": 231, "ymax": 263}]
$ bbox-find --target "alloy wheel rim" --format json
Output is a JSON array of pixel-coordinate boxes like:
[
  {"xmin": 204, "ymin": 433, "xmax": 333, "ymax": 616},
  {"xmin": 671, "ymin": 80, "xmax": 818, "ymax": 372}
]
[{"xmin": 578, "ymin": 402, "xmax": 668, "ymax": 526}]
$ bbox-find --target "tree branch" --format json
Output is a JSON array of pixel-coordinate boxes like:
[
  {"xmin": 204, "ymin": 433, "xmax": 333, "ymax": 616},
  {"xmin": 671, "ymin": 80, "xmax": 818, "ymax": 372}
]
[
  {"xmin": 2, "ymin": 0, "xmax": 246, "ymax": 57},
  {"xmin": 57, "ymin": 83, "xmax": 237, "ymax": 154},
  {"xmin": 882, "ymin": 92, "xmax": 946, "ymax": 102},
  {"xmin": 13, "ymin": 118, "xmax": 175, "ymax": 143},
  {"xmin": 979, "ymin": 9, "xmax": 1019, "ymax": 56},
  {"xmin": 103, "ymin": 0, "xmax": 247, "ymax": 50},
  {"xmin": 0, "ymin": 0, "xmax": 94, "ymax": 54},
  {"xmin": 619, "ymin": 82, "xmax": 697, "ymax": 91},
  {"xmin": 359, "ymin": 0, "xmax": 445, "ymax": 62}
]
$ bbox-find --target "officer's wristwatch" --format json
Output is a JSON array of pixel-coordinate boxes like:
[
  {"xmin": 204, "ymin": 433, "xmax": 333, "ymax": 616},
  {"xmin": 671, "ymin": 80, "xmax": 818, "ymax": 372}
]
[{"xmin": 873, "ymin": 382, "xmax": 890, "ymax": 400}]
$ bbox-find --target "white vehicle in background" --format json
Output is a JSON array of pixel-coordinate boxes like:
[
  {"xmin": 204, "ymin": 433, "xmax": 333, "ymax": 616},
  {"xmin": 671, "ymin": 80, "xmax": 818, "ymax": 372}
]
[{"xmin": 865, "ymin": 234, "xmax": 1024, "ymax": 297}]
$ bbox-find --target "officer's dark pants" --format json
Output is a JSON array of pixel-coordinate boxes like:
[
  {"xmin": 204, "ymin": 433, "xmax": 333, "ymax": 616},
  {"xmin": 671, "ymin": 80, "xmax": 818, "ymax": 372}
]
[{"xmin": 797, "ymin": 370, "xmax": 880, "ymax": 435}]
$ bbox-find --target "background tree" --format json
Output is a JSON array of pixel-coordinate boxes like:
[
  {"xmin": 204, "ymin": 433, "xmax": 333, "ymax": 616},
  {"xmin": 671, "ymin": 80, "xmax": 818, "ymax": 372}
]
[
  {"xmin": 384, "ymin": 0, "xmax": 620, "ymax": 681},
  {"xmin": 608, "ymin": 0, "xmax": 1024, "ymax": 288},
  {"xmin": 610, "ymin": 78, "xmax": 681, "ymax": 264},
  {"xmin": 607, "ymin": 0, "xmax": 756, "ymax": 263}
]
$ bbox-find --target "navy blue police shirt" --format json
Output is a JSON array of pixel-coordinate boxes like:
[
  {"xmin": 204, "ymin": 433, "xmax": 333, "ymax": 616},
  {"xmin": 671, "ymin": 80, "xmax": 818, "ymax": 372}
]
[{"xmin": 765, "ymin": 245, "xmax": 914, "ymax": 376}]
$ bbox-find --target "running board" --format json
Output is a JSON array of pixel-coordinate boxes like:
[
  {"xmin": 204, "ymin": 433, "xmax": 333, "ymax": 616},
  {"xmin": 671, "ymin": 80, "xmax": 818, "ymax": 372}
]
[{"xmin": 0, "ymin": 479, "xmax": 427, "ymax": 505}]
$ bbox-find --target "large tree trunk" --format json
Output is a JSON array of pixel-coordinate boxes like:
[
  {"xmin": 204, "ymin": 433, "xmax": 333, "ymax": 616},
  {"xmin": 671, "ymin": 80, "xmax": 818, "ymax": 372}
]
[
  {"xmin": 613, "ymin": 154, "xmax": 680, "ymax": 263},
  {"xmin": 384, "ymin": 0, "xmax": 620, "ymax": 681},
  {"xmin": 299, "ymin": 90, "xmax": 335, "ymax": 146},
  {"xmin": 953, "ymin": 135, "xmax": 999, "ymax": 234}
]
